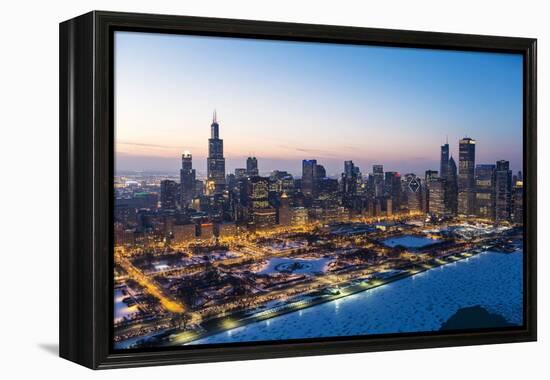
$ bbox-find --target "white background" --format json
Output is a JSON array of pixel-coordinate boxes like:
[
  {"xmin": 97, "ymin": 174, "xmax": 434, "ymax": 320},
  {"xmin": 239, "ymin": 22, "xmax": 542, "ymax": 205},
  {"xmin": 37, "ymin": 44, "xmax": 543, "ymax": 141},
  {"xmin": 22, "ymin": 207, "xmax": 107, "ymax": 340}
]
[{"xmin": 0, "ymin": 0, "xmax": 547, "ymax": 378}]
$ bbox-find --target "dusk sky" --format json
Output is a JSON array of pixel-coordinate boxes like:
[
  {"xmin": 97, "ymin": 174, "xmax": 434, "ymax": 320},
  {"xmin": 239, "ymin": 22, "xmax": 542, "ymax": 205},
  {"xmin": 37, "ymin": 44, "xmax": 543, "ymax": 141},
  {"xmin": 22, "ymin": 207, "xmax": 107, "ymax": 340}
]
[{"xmin": 114, "ymin": 31, "xmax": 523, "ymax": 177}]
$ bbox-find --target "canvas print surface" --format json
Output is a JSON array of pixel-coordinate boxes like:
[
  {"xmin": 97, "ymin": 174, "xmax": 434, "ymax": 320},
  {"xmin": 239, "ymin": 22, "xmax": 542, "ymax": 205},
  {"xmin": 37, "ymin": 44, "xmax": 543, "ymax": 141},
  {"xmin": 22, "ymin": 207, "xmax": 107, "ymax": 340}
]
[{"xmin": 113, "ymin": 31, "xmax": 524, "ymax": 350}]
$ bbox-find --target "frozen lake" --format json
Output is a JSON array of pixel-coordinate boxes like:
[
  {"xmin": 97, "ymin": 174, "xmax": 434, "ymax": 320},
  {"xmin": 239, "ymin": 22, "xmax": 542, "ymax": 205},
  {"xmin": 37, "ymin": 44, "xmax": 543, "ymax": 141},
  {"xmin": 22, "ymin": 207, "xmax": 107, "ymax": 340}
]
[
  {"xmin": 189, "ymin": 249, "xmax": 523, "ymax": 345},
  {"xmin": 383, "ymin": 235, "xmax": 439, "ymax": 248}
]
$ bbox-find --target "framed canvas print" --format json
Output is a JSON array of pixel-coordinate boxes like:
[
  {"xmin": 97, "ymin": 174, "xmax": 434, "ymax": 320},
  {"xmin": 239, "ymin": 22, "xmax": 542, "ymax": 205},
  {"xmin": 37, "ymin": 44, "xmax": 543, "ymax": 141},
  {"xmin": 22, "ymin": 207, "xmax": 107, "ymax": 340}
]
[{"xmin": 59, "ymin": 11, "xmax": 537, "ymax": 369}]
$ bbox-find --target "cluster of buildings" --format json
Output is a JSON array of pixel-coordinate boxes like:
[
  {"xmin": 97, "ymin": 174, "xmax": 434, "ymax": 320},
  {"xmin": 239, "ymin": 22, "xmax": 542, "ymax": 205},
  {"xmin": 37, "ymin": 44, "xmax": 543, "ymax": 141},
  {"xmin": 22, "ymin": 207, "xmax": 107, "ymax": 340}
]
[{"xmin": 114, "ymin": 112, "xmax": 523, "ymax": 246}]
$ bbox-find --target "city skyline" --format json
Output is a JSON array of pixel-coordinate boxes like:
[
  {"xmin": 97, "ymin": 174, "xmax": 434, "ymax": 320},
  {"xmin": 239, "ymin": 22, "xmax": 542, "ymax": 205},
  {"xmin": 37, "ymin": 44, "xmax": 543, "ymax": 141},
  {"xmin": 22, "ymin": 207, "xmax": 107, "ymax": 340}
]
[
  {"xmin": 115, "ymin": 31, "xmax": 523, "ymax": 175},
  {"xmin": 113, "ymin": 31, "xmax": 524, "ymax": 350},
  {"xmin": 116, "ymin": 111, "xmax": 521, "ymax": 179}
]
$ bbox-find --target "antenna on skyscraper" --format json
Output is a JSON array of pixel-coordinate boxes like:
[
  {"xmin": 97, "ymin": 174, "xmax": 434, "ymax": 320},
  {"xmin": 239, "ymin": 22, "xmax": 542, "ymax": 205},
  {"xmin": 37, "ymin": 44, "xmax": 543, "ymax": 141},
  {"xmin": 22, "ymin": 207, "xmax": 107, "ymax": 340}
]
[
  {"xmin": 213, "ymin": 109, "xmax": 217, "ymax": 123},
  {"xmin": 446, "ymin": 135, "xmax": 448, "ymax": 144}
]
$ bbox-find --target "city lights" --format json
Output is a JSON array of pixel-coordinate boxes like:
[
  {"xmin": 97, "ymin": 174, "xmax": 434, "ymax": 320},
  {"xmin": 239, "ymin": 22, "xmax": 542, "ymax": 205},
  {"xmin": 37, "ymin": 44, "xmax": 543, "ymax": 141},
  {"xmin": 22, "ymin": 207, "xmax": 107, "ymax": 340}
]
[{"xmin": 113, "ymin": 113, "xmax": 524, "ymax": 349}]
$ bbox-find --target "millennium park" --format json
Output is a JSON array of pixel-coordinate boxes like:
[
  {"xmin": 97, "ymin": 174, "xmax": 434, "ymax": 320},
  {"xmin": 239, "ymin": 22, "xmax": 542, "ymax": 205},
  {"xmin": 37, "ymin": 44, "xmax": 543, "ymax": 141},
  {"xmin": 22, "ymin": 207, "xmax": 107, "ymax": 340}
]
[{"xmin": 112, "ymin": 112, "xmax": 524, "ymax": 349}]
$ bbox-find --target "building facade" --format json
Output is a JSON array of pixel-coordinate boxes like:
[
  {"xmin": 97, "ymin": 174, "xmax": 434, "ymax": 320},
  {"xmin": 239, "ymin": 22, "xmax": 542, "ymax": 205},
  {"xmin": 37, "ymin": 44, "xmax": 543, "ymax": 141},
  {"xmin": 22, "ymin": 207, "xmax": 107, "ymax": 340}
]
[
  {"xmin": 458, "ymin": 137, "xmax": 476, "ymax": 215},
  {"xmin": 440, "ymin": 142, "xmax": 449, "ymax": 179},
  {"xmin": 246, "ymin": 156, "xmax": 259, "ymax": 176},
  {"xmin": 495, "ymin": 160, "xmax": 512, "ymax": 222},
  {"xmin": 206, "ymin": 110, "xmax": 226, "ymax": 194},
  {"xmin": 180, "ymin": 151, "xmax": 196, "ymax": 206},
  {"xmin": 474, "ymin": 164, "xmax": 496, "ymax": 220},
  {"xmin": 160, "ymin": 179, "xmax": 179, "ymax": 210},
  {"xmin": 302, "ymin": 159, "xmax": 318, "ymax": 197}
]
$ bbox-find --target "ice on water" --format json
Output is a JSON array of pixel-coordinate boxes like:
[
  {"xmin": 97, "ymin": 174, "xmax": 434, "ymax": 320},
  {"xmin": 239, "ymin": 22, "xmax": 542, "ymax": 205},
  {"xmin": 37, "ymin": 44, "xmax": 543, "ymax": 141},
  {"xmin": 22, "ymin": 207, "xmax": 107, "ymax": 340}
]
[{"xmin": 190, "ymin": 250, "xmax": 523, "ymax": 345}]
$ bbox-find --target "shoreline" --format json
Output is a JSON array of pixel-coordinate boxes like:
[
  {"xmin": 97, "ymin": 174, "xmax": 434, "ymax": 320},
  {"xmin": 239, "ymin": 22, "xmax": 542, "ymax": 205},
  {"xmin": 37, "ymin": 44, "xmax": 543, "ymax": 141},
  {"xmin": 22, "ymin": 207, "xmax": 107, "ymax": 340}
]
[{"xmin": 161, "ymin": 248, "xmax": 497, "ymax": 347}]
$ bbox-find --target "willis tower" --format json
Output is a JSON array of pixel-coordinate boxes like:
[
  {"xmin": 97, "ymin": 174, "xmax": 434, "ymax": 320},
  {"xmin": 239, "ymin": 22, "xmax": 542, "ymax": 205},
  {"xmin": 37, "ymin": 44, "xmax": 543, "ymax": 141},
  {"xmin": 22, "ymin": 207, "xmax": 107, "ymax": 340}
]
[{"xmin": 207, "ymin": 110, "xmax": 226, "ymax": 194}]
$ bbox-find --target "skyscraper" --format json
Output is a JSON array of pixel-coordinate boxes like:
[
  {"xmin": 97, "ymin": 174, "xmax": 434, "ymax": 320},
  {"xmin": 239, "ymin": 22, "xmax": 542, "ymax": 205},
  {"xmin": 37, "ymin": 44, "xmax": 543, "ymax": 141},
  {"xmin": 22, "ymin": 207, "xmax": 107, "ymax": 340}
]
[
  {"xmin": 474, "ymin": 164, "xmax": 496, "ymax": 220},
  {"xmin": 344, "ymin": 161, "xmax": 355, "ymax": 177},
  {"xmin": 234, "ymin": 168, "xmax": 247, "ymax": 179},
  {"xmin": 495, "ymin": 160, "xmax": 512, "ymax": 222},
  {"xmin": 246, "ymin": 156, "xmax": 259, "ymax": 176},
  {"xmin": 342, "ymin": 160, "xmax": 358, "ymax": 196},
  {"xmin": 428, "ymin": 178, "xmax": 446, "ymax": 216},
  {"xmin": 302, "ymin": 159, "xmax": 318, "ymax": 197},
  {"xmin": 405, "ymin": 174, "xmax": 422, "ymax": 213},
  {"xmin": 445, "ymin": 156, "xmax": 458, "ymax": 215},
  {"xmin": 512, "ymin": 179, "xmax": 523, "ymax": 224},
  {"xmin": 384, "ymin": 171, "xmax": 402, "ymax": 210},
  {"xmin": 180, "ymin": 151, "xmax": 196, "ymax": 207},
  {"xmin": 278, "ymin": 192, "xmax": 292, "ymax": 226},
  {"xmin": 316, "ymin": 164, "xmax": 326, "ymax": 179},
  {"xmin": 424, "ymin": 170, "xmax": 439, "ymax": 213},
  {"xmin": 247, "ymin": 176, "xmax": 276, "ymax": 228},
  {"xmin": 440, "ymin": 141, "xmax": 449, "ymax": 179},
  {"xmin": 373, "ymin": 164, "xmax": 384, "ymax": 197},
  {"xmin": 207, "ymin": 110, "xmax": 226, "ymax": 194},
  {"xmin": 458, "ymin": 137, "xmax": 476, "ymax": 215},
  {"xmin": 160, "ymin": 180, "xmax": 179, "ymax": 210},
  {"xmin": 425, "ymin": 170, "xmax": 438, "ymax": 182}
]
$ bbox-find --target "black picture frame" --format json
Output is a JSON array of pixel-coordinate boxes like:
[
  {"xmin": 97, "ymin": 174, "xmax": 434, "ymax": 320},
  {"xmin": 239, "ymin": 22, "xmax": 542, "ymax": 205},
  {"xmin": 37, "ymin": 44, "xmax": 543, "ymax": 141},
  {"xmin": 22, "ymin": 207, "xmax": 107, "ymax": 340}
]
[{"xmin": 59, "ymin": 10, "xmax": 537, "ymax": 369}]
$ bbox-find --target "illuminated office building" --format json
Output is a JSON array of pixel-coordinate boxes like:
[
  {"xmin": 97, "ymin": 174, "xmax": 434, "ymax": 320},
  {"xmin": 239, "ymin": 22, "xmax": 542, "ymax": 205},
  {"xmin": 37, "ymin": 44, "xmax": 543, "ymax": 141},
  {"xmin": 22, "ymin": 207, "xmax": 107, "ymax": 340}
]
[
  {"xmin": 474, "ymin": 164, "xmax": 496, "ymax": 220},
  {"xmin": 180, "ymin": 151, "xmax": 196, "ymax": 206},
  {"xmin": 495, "ymin": 160, "xmax": 512, "ymax": 222},
  {"xmin": 207, "ymin": 110, "xmax": 226, "ymax": 193},
  {"xmin": 458, "ymin": 137, "xmax": 476, "ymax": 215},
  {"xmin": 160, "ymin": 180, "xmax": 178, "ymax": 210},
  {"xmin": 302, "ymin": 159, "xmax": 318, "ymax": 197}
]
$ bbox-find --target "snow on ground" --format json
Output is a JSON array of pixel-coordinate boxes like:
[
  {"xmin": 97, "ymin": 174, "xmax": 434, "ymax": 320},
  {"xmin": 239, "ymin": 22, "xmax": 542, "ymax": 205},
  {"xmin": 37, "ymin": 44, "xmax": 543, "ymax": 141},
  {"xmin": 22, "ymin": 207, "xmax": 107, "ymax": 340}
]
[
  {"xmin": 256, "ymin": 257, "xmax": 332, "ymax": 275},
  {"xmin": 189, "ymin": 249, "xmax": 523, "ymax": 345},
  {"xmin": 263, "ymin": 240, "xmax": 306, "ymax": 251},
  {"xmin": 383, "ymin": 235, "xmax": 439, "ymax": 248},
  {"xmin": 114, "ymin": 288, "xmax": 139, "ymax": 323}
]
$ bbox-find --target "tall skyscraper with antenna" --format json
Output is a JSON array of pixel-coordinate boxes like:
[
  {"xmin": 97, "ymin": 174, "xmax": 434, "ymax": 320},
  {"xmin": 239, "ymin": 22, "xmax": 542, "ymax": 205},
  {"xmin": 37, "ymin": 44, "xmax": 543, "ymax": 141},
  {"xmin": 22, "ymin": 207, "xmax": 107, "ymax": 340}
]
[{"xmin": 207, "ymin": 110, "xmax": 226, "ymax": 194}]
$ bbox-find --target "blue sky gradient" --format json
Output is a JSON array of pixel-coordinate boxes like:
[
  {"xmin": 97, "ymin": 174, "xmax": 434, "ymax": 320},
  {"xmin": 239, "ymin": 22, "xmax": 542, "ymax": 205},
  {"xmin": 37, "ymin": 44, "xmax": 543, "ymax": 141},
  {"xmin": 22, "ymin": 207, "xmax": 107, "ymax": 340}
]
[{"xmin": 115, "ymin": 31, "xmax": 523, "ymax": 177}]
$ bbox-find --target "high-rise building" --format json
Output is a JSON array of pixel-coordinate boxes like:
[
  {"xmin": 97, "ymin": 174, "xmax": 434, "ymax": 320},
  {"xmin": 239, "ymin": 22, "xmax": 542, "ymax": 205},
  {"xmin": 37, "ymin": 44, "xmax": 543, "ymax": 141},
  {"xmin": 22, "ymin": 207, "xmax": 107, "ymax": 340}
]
[
  {"xmin": 445, "ymin": 156, "xmax": 458, "ymax": 215},
  {"xmin": 342, "ymin": 160, "xmax": 358, "ymax": 196},
  {"xmin": 269, "ymin": 171, "xmax": 294, "ymax": 194},
  {"xmin": 316, "ymin": 164, "xmax": 326, "ymax": 179},
  {"xmin": 458, "ymin": 137, "xmax": 476, "ymax": 215},
  {"xmin": 512, "ymin": 179, "xmax": 523, "ymax": 224},
  {"xmin": 246, "ymin": 156, "xmax": 259, "ymax": 176},
  {"xmin": 207, "ymin": 110, "xmax": 226, "ymax": 193},
  {"xmin": 384, "ymin": 171, "xmax": 402, "ymax": 210},
  {"xmin": 373, "ymin": 164, "xmax": 384, "ymax": 197},
  {"xmin": 302, "ymin": 159, "xmax": 318, "ymax": 197},
  {"xmin": 386, "ymin": 198, "xmax": 393, "ymax": 216},
  {"xmin": 248, "ymin": 176, "xmax": 269, "ymax": 209},
  {"xmin": 425, "ymin": 170, "xmax": 438, "ymax": 182},
  {"xmin": 235, "ymin": 168, "xmax": 247, "ymax": 179},
  {"xmin": 278, "ymin": 192, "xmax": 292, "ymax": 226},
  {"xmin": 428, "ymin": 178, "xmax": 446, "ymax": 216},
  {"xmin": 247, "ymin": 176, "xmax": 276, "ymax": 228},
  {"xmin": 344, "ymin": 160, "xmax": 356, "ymax": 177},
  {"xmin": 405, "ymin": 174, "xmax": 422, "ymax": 213},
  {"xmin": 232, "ymin": 177, "xmax": 249, "ymax": 223},
  {"xmin": 440, "ymin": 142, "xmax": 449, "ymax": 179},
  {"xmin": 180, "ymin": 151, "xmax": 196, "ymax": 207},
  {"xmin": 474, "ymin": 164, "xmax": 496, "ymax": 220},
  {"xmin": 495, "ymin": 160, "xmax": 512, "ymax": 222},
  {"xmin": 424, "ymin": 170, "xmax": 439, "ymax": 213},
  {"xmin": 291, "ymin": 207, "xmax": 308, "ymax": 226},
  {"xmin": 160, "ymin": 180, "xmax": 178, "ymax": 210}
]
